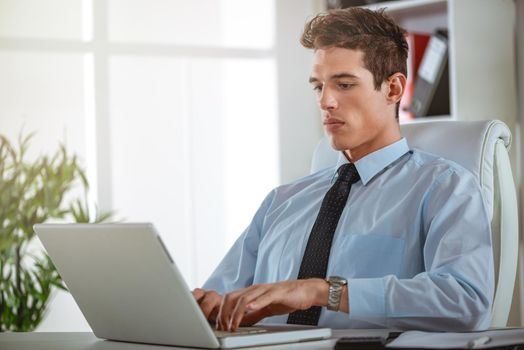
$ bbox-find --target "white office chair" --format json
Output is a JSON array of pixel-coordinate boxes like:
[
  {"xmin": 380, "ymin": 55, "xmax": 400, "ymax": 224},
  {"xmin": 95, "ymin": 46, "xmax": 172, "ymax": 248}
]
[{"xmin": 311, "ymin": 120, "xmax": 519, "ymax": 327}]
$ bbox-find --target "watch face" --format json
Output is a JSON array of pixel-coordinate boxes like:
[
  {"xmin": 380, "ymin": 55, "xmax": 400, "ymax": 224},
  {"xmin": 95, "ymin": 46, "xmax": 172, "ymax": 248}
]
[{"xmin": 328, "ymin": 276, "xmax": 347, "ymax": 285}]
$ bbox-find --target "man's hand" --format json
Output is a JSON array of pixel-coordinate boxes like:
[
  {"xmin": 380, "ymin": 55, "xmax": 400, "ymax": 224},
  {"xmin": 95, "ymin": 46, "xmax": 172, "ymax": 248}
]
[
  {"xmin": 216, "ymin": 279, "xmax": 330, "ymax": 331},
  {"xmin": 192, "ymin": 288, "xmax": 222, "ymax": 323}
]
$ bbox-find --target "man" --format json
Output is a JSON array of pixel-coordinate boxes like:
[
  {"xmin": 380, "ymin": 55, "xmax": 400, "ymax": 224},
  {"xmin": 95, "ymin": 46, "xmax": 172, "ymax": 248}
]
[{"xmin": 193, "ymin": 8, "xmax": 493, "ymax": 332}]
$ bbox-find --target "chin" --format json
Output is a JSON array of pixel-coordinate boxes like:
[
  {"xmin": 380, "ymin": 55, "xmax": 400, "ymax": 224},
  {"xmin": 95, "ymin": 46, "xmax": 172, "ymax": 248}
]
[{"xmin": 327, "ymin": 134, "xmax": 351, "ymax": 151}]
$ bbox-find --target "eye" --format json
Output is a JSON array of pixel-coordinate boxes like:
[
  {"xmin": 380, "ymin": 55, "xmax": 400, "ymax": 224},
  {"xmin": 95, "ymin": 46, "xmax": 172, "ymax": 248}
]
[
  {"xmin": 312, "ymin": 85, "xmax": 323, "ymax": 93},
  {"xmin": 338, "ymin": 83, "xmax": 353, "ymax": 90}
]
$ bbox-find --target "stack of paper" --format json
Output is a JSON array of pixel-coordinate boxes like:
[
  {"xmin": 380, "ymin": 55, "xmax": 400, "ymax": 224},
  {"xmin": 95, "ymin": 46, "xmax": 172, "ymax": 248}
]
[{"xmin": 387, "ymin": 328, "xmax": 524, "ymax": 349}]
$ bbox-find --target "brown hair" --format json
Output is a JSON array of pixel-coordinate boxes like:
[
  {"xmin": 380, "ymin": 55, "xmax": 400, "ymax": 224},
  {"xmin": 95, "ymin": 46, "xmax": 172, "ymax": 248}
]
[{"xmin": 301, "ymin": 8, "xmax": 408, "ymax": 117}]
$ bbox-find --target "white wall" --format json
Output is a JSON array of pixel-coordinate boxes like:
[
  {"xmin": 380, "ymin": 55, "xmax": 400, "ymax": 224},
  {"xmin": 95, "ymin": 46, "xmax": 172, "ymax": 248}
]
[{"xmin": 275, "ymin": 0, "xmax": 325, "ymax": 183}]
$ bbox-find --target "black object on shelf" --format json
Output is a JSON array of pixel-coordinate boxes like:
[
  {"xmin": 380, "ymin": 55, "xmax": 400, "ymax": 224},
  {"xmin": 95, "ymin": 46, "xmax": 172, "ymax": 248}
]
[
  {"xmin": 327, "ymin": 0, "xmax": 393, "ymax": 9},
  {"xmin": 409, "ymin": 29, "xmax": 450, "ymax": 118}
]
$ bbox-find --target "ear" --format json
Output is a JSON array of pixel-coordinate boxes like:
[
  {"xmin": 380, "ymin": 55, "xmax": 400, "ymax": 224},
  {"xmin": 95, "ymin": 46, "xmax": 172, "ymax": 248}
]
[{"xmin": 384, "ymin": 73, "xmax": 406, "ymax": 105}]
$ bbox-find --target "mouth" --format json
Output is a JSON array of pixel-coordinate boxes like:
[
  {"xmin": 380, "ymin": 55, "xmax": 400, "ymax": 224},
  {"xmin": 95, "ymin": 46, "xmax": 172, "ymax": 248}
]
[{"xmin": 323, "ymin": 118, "xmax": 345, "ymax": 132}]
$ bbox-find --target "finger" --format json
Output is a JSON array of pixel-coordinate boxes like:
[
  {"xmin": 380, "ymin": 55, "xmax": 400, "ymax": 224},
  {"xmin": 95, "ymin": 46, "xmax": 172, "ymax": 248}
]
[
  {"xmin": 200, "ymin": 298, "xmax": 217, "ymax": 319},
  {"xmin": 217, "ymin": 290, "xmax": 243, "ymax": 331},
  {"xmin": 192, "ymin": 288, "xmax": 205, "ymax": 302},
  {"xmin": 208, "ymin": 306, "xmax": 220, "ymax": 323},
  {"xmin": 229, "ymin": 296, "xmax": 248, "ymax": 331},
  {"xmin": 228, "ymin": 285, "xmax": 271, "ymax": 331},
  {"xmin": 216, "ymin": 285, "xmax": 260, "ymax": 330},
  {"xmin": 228, "ymin": 288, "xmax": 270, "ymax": 330},
  {"xmin": 200, "ymin": 292, "xmax": 221, "ymax": 320}
]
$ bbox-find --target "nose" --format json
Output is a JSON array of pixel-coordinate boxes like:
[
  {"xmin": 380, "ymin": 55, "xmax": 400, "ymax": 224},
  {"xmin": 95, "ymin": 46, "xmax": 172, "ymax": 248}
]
[{"xmin": 318, "ymin": 88, "xmax": 338, "ymax": 111}]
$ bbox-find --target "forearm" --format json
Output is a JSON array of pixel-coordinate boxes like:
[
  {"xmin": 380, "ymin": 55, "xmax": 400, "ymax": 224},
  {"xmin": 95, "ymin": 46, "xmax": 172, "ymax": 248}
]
[{"xmin": 348, "ymin": 271, "xmax": 493, "ymax": 331}]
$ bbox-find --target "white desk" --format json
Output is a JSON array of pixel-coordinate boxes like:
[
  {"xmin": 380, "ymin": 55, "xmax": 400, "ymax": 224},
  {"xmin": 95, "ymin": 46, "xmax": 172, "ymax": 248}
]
[{"xmin": 0, "ymin": 332, "xmax": 336, "ymax": 350}]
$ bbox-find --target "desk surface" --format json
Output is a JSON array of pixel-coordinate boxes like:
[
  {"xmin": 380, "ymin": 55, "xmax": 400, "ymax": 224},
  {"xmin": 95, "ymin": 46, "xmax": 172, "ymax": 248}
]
[
  {"xmin": 0, "ymin": 332, "xmax": 337, "ymax": 350},
  {"xmin": 0, "ymin": 330, "xmax": 391, "ymax": 350}
]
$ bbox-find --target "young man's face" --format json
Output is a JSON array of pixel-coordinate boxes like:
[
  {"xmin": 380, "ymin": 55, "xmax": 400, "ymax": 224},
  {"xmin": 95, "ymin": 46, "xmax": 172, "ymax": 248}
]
[{"xmin": 310, "ymin": 47, "xmax": 401, "ymax": 161}]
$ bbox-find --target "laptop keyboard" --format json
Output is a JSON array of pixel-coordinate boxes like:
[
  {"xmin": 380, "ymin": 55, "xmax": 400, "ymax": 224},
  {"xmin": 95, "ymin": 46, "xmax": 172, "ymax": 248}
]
[{"xmin": 214, "ymin": 327, "xmax": 268, "ymax": 337}]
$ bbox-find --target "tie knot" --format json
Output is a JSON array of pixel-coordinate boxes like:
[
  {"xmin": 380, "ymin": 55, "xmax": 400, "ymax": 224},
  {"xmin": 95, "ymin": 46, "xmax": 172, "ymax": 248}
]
[{"xmin": 337, "ymin": 163, "xmax": 360, "ymax": 184}]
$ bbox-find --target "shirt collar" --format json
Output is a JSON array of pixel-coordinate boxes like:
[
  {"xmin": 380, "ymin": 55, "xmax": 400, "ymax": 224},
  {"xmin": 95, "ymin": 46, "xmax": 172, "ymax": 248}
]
[{"xmin": 334, "ymin": 138, "xmax": 410, "ymax": 185}]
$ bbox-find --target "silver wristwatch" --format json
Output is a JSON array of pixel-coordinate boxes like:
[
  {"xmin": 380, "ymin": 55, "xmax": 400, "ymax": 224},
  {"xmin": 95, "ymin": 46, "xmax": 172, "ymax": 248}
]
[{"xmin": 326, "ymin": 276, "xmax": 348, "ymax": 311}]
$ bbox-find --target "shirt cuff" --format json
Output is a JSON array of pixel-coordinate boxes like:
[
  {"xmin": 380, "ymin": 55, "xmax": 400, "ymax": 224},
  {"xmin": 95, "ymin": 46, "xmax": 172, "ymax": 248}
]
[{"xmin": 348, "ymin": 278, "xmax": 386, "ymax": 325}]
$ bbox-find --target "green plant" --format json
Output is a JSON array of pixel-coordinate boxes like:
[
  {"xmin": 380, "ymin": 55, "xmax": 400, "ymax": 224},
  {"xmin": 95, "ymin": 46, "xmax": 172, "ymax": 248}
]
[{"xmin": 0, "ymin": 132, "xmax": 112, "ymax": 332}]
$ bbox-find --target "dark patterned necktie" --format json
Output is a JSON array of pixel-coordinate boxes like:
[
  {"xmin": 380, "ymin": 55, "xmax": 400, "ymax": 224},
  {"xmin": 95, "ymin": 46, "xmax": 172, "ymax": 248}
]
[{"xmin": 287, "ymin": 163, "xmax": 360, "ymax": 325}]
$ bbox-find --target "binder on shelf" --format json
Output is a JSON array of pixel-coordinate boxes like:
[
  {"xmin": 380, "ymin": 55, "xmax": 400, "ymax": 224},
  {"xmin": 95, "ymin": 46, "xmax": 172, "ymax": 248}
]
[
  {"xmin": 409, "ymin": 29, "xmax": 450, "ymax": 118},
  {"xmin": 399, "ymin": 31, "xmax": 431, "ymax": 122}
]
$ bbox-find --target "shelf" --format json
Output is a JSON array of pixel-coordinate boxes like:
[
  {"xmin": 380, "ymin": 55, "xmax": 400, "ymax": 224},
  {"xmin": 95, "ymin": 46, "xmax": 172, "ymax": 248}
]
[
  {"xmin": 354, "ymin": 0, "xmax": 516, "ymax": 127},
  {"xmin": 400, "ymin": 116, "xmax": 453, "ymax": 125},
  {"xmin": 362, "ymin": 0, "xmax": 447, "ymax": 13},
  {"xmin": 361, "ymin": 1, "xmax": 448, "ymax": 40}
]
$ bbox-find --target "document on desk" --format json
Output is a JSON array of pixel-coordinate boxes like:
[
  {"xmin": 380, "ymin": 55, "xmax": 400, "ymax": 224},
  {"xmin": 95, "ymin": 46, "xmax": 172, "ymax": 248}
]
[{"xmin": 387, "ymin": 328, "xmax": 524, "ymax": 349}]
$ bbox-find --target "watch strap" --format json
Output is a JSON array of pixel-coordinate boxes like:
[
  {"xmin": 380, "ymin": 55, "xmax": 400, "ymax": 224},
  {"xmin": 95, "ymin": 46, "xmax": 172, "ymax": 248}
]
[{"xmin": 326, "ymin": 276, "xmax": 347, "ymax": 311}]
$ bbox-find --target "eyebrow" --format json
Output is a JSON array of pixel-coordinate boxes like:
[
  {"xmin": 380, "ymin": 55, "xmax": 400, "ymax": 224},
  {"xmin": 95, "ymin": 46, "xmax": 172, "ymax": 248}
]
[{"xmin": 308, "ymin": 73, "xmax": 360, "ymax": 84}]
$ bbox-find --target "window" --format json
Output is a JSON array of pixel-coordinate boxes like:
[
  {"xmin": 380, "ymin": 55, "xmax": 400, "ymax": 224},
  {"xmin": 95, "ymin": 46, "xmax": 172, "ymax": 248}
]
[{"xmin": 0, "ymin": 0, "xmax": 278, "ymax": 330}]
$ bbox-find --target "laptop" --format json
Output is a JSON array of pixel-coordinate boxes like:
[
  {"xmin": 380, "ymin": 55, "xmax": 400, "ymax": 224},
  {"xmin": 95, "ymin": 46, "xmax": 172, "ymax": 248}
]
[{"xmin": 34, "ymin": 223, "xmax": 331, "ymax": 348}]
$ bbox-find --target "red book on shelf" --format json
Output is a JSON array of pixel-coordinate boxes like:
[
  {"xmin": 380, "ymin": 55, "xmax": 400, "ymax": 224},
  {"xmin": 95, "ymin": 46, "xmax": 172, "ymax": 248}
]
[{"xmin": 399, "ymin": 32, "xmax": 431, "ymax": 122}]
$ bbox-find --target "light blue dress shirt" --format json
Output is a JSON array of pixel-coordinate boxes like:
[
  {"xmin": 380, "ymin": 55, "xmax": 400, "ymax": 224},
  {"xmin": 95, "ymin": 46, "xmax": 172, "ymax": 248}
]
[{"xmin": 204, "ymin": 138, "xmax": 494, "ymax": 331}]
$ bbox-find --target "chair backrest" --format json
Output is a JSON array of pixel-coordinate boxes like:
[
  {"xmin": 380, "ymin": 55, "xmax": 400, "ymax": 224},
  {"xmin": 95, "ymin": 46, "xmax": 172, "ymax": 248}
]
[{"xmin": 310, "ymin": 120, "xmax": 519, "ymax": 327}]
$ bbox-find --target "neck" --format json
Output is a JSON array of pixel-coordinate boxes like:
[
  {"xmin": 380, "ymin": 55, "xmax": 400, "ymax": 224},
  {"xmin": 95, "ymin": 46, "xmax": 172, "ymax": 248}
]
[{"xmin": 344, "ymin": 128, "xmax": 401, "ymax": 162}]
